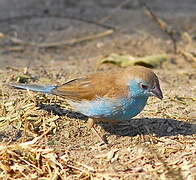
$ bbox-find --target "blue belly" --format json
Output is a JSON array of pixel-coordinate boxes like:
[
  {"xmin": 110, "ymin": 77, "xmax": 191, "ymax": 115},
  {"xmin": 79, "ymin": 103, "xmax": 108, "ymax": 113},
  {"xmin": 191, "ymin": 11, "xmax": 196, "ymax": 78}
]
[{"xmin": 68, "ymin": 96, "xmax": 148, "ymax": 121}]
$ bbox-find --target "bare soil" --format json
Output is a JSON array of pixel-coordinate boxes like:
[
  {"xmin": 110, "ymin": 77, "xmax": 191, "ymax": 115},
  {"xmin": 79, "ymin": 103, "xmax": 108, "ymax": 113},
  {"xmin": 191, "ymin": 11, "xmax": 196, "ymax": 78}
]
[{"xmin": 0, "ymin": 0, "xmax": 195, "ymax": 179}]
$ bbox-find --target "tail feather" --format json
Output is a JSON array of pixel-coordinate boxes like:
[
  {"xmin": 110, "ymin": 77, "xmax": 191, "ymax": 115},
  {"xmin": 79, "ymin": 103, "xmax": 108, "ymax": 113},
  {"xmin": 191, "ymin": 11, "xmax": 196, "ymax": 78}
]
[{"xmin": 9, "ymin": 83, "xmax": 57, "ymax": 94}]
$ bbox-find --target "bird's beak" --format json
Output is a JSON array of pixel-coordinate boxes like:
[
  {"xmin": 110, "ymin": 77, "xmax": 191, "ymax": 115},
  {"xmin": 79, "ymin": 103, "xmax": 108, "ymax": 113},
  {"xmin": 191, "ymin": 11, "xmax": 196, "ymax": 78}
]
[{"xmin": 149, "ymin": 86, "xmax": 163, "ymax": 100}]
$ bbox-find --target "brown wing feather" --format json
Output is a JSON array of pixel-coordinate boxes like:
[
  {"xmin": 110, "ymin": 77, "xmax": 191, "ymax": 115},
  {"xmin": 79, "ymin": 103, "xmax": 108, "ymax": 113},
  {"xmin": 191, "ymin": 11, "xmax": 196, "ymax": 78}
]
[
  {"xmin": 51, "ymin": 66, "xmax": 160, "ymax": 101},
  {"xmin": 51, "ymin": 70, "xmax": 128, "ymax": 101}
]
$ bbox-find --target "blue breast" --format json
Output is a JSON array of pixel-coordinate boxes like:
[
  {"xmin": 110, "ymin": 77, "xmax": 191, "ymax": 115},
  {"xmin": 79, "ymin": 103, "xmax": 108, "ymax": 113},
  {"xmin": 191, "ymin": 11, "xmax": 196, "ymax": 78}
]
[{"xmin": 69, "ymin": 96, "xmax": 148, "ymax": 121}]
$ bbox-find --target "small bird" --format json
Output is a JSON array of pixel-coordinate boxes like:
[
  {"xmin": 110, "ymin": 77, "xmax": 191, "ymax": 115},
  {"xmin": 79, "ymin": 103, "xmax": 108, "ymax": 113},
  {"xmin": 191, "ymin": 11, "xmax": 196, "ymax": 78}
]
[{"xmin": 9, "ymin": 66, "xmax": 163, "ymax": 143}]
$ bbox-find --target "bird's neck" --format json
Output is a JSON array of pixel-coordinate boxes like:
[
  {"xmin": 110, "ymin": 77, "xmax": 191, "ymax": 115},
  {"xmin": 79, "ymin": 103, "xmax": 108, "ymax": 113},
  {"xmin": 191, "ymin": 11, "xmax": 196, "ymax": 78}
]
[{"xmin": 124, "ymin": 95, "xmax": 148, "ymax": 119}]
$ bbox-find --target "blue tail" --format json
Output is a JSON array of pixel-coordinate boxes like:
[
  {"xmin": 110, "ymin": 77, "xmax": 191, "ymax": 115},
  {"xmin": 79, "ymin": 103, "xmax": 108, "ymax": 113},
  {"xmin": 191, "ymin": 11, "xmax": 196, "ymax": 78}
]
[{"xmin": 9, "ymin": 83, "xmax": 57, "ymax": 94}]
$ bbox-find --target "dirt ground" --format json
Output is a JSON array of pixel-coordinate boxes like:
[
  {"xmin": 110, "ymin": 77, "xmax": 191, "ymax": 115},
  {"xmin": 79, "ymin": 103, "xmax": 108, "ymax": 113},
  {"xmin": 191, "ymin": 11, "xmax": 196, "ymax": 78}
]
[{"xmin": 0, "ymin": 0, "xmax": 195, "ymax": 179}]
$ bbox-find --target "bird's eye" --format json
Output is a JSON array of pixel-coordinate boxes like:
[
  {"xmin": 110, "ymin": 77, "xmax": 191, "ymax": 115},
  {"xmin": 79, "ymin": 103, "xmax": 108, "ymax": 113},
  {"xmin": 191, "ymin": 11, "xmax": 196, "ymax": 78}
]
[{"xmin": 140, "ymin": 83, "xmax": 148, "ymax": 90}]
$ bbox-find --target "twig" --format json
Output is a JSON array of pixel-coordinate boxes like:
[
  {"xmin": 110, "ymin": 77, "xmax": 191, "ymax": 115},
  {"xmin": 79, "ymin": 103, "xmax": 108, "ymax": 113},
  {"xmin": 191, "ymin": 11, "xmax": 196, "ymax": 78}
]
[
  {"xmin": 37, "ymin": 29, "xmax": 114, "ymax": 48},
  {"xmin": 99, "ymin": 0, "xmax": 131, "ymax": 23},
  {"xmin": 142, "ymin": 2, "xmax": 180, "ymax": 53},
  {"xmin": 0, "ymin": 126, "xmax": 53, "ymax": 151},
  {"xmin": 178, "ymin": 49, "xmax": 196, "ymax": 62},
  {"xmin": 1, "ymin": 29, "xmax": 114, "ymax": 48},
  {"xmin": 61, "ymin": 14, "xmax": 116, "ymax": 30},
  {"xmin": 66, "ymin": 164, "xmax": 87, "ymax": 173},
  {"xmin": 0, "ymin": 14, "xmax": 116, "ymax": 30},
  {"xmin": 19, "ymin": 126, "xmax": 54, "ymax": 147}
]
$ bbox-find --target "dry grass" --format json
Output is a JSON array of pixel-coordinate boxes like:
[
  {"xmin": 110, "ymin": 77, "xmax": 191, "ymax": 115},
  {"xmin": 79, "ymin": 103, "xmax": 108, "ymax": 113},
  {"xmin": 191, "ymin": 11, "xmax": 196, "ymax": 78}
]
[{"xmin": 0, "ymin": 32, "xmax": 195, "ymax": 179}]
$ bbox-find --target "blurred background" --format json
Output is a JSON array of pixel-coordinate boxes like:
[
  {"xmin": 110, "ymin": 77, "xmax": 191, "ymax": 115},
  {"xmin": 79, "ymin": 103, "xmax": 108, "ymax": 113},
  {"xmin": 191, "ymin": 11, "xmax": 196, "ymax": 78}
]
[{"xmin": 0, "ymin": 0, "xmax": 195, "ymax": 70}]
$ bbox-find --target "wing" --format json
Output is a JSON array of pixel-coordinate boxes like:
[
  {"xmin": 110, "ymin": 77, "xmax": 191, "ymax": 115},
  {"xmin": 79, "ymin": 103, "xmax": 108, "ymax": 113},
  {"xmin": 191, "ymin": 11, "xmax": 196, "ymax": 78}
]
[{"xmin": 51, "ymin": 70, "xmax": 128, "ymax": 101}]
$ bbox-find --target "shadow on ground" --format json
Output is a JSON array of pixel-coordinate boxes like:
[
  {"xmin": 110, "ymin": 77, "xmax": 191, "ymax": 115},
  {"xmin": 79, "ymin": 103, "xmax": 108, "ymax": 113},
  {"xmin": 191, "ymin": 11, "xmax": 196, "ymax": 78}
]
[{"xmin": 38, "ymin": 104, "xmax": 196, "ymax": 139}]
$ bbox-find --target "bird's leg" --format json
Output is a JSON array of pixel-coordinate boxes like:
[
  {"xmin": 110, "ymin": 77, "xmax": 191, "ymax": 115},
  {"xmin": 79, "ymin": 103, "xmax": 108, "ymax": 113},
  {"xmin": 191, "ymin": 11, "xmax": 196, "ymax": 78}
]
[{"xmin": 87, "ymin": 118, "xmax": 107, "ymax": 144}]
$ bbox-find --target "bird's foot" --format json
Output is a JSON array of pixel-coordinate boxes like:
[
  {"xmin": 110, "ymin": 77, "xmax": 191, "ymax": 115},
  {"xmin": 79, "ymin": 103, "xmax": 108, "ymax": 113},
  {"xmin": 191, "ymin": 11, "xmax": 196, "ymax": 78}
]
[{"xmin": 87, "ymin": 118, "xmax": 108, "ymax": 144}]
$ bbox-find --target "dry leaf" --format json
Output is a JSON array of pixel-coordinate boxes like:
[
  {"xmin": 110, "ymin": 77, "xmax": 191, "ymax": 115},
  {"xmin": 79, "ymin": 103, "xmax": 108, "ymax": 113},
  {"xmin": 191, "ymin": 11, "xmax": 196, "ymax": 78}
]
[{"xmin": 97, "ymin": 53, "xmax": 167, "ymax": 68}]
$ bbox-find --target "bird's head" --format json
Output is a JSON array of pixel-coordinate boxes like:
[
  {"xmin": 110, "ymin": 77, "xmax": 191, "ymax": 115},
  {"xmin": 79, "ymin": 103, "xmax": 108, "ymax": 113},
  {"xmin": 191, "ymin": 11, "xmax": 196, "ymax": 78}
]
[
  {"xmin": 136, "ymin": 78, "xmax": 163, "ymax": 100},
  {"xmin": 126, "ymin": 67, "xmax": 163, "ymax": 100}
]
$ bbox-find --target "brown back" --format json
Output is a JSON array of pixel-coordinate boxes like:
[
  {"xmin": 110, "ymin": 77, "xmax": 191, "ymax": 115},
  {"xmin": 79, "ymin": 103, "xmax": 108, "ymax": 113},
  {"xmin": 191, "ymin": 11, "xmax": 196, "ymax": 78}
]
[{"xmin": 52, "ymin": 66, "xmax": 159, "ymax": 101}]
